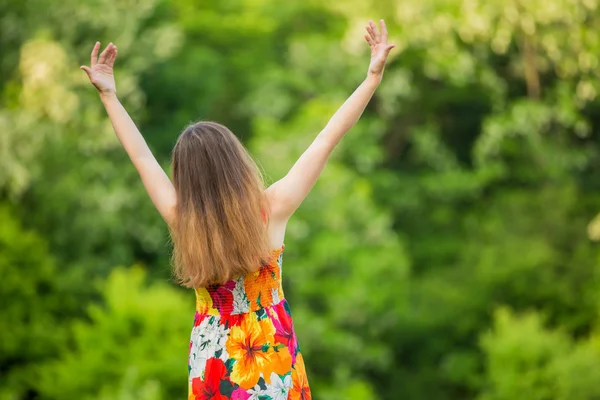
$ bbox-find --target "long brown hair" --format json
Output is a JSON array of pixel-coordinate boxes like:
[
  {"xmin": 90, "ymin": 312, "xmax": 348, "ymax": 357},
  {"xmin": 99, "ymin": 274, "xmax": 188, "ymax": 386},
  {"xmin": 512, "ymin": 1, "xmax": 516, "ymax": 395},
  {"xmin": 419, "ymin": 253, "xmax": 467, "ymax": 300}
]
[{"xmin": 170, "ymin": 121, "xmax": 271, "ymax": 288}]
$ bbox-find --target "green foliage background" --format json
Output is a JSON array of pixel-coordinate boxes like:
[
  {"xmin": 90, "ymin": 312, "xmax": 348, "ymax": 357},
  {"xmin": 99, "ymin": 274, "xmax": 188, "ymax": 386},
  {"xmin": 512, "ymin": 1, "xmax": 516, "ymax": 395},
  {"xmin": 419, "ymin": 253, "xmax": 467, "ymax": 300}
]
[{"xmin": 3, "ymin": 0, "xmax": 600, "ymax": 398}]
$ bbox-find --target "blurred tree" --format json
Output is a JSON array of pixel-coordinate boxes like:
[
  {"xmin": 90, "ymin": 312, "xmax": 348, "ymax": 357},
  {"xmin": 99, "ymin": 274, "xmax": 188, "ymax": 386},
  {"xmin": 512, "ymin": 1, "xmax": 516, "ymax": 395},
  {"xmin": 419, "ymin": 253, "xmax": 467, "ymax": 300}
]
[
  {"xmin": 480, "ymin": 307, "xmax": 600, "ymax": 400},
  {"xmin": 3, "ymin": 0, "xmax": 600, "ymax": 399},
  {"xmin": 0, "ymin": 208, "xmax": 67, "ymax": 399},
  {"xmin": 37, "ymin": 267, "xmax": 193, "ymax": 400}
]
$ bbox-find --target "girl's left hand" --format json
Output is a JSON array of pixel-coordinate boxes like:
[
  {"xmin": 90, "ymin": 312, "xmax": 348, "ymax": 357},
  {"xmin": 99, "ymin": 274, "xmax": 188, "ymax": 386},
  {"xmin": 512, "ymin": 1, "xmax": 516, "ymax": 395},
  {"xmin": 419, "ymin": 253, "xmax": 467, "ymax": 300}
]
[{"xmin": 365, "ymin": 19, "xmax": 396, "ymax": 78}]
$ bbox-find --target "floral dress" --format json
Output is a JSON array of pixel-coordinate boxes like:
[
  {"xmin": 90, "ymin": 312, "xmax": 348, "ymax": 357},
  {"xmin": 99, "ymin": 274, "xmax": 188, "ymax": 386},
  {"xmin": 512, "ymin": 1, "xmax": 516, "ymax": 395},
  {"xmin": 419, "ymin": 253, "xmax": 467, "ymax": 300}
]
[{"xmin": 188, "ymin": 245, "xmax": 311, "ymax": 400}]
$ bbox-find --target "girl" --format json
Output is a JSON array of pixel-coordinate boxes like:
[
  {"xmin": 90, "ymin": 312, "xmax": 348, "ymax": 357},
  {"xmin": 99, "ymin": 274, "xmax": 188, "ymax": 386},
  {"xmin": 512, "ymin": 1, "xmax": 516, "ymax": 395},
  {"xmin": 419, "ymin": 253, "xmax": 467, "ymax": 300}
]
[{"xmin": 81, "ymin": 19, "xmax": 395, "ymax": 400}]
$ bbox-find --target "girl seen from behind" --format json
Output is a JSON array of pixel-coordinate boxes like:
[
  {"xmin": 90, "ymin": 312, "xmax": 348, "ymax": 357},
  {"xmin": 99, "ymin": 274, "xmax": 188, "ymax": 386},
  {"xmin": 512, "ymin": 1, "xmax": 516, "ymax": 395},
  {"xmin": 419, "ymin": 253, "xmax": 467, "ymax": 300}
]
[{"xmin": 80, "ymin": 19, "xmax": 395, "ymax": 400}]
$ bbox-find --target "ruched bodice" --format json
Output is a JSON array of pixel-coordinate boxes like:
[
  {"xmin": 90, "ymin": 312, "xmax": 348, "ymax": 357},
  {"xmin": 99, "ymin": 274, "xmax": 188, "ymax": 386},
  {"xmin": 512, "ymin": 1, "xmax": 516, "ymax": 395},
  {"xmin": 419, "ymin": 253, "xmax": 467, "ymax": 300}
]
[{"xmin": 194, "ymin": 245, "xmax": 285, "ymax": 316}]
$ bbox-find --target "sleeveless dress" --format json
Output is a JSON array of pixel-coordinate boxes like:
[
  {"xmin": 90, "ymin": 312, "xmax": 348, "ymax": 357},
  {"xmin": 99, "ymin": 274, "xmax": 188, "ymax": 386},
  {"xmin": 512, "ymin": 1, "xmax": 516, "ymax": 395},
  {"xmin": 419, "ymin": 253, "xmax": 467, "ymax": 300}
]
[{"xmin": 188, "ymin": 245, "xmax": 311, "ymax": 400}]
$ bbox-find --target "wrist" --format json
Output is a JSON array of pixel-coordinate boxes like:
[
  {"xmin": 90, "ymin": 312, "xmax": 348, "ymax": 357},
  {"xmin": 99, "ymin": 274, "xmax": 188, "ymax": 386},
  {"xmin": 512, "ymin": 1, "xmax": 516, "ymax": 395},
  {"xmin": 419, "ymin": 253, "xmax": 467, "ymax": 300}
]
[
  {"xmin": 365, "ymin": 73, "xmax": 383, "ymax": 87},
  {"xmin": 99, "ymin": 90, "xmax": 117, "ymax": 102}
]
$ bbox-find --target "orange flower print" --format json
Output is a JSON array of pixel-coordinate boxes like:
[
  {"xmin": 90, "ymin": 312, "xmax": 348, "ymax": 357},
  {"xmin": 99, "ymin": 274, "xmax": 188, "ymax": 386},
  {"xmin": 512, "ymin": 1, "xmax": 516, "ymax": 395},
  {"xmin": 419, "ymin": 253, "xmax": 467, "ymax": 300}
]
[
  {"xmin": 225, "ymin": 315, "xmax": 291, "ymax": 389},
  {"xmin": 290, "ymin": 353, "xmax": 311, "ymax": 400},
  {"xmin": 244, "ymin": 257, "xmax": 281, "ymax": 309}
]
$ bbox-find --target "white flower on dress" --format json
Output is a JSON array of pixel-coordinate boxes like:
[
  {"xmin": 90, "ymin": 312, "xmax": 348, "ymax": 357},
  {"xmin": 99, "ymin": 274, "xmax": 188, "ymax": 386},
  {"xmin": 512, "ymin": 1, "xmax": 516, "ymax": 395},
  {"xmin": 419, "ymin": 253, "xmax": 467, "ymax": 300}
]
[
  {"xmin": 189, "ymin": 316, "xmax": 230, "ymax": 379},
  {"xmin": 271, "ymin": 287, "xmax": 280, "ymax": 305},
  {"xmin": 232, "ymin": 277, "xmax": 250, "ymax": 314},
  {"xmin": 247, "ymin": 383, "xmax": 268, "ymax": 400},
  {"xmin": 265, "ymin": 372, "xmax": 292, "ymax": 400}
]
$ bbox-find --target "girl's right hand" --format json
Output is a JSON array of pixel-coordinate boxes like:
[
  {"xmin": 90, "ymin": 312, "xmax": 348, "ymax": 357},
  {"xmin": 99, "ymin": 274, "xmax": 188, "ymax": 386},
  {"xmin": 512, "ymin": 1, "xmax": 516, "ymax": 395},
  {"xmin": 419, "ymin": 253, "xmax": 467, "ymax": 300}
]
[
  {"xmin": 80, "ymin": 42, "xmax": 118, "ymax": 95},
  {"xmin": 364, "ymin": 20, "xmax": 395, "ymax": 79}
]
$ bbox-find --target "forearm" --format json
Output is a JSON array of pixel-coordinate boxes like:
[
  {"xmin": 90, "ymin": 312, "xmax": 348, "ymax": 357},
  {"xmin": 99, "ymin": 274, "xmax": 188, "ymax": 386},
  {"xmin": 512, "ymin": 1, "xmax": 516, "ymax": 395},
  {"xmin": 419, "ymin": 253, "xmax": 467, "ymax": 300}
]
[
  {"xmin": 317, "ymin": 74, "xmax": 381, "ymax": 149},
  {"xmin": 100, "ymin": 92, "xmax": 154, "ymax": 162},
  {"xmin": 99, "ymin": 92, "xmax": 177, "ymax": 223}
]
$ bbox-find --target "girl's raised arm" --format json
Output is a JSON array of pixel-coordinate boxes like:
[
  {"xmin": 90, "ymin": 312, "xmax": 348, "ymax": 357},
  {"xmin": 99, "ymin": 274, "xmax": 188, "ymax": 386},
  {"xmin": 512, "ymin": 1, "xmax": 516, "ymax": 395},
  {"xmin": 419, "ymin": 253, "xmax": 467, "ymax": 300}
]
[
  {"xmin": 81, "ymin": 42, "xmax": 177, "ymax": 225},
  {"xmin": 266, "ymin": 20, "xmax": 395, "ymax": 221}
]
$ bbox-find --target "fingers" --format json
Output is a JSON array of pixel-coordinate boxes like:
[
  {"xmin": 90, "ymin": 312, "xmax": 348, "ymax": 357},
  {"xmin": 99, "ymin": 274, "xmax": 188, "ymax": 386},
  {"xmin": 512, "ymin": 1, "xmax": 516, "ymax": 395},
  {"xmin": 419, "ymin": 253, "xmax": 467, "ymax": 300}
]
[
  {"xmin": 107, "ymin": 45, "xmax": 118, "ymax": 68},
  {"xmin": 97, "ymin": 43, "xmax": 110, "ymax": 65},
  {"xmin": 80, "ymin": 65, "xmax": 92, "ymax": 79},
  {"xmin": 364, "ymin": 34, "xmax": 376, "ymax": 48},
  {"xmin": 369, "ymin": 20, "xmax": 381, "ymax": 42},
  {"xmin": 366, "ymin": 19, "xmax": 390, "ymax": 44},
  {"xmin": 90, "ymin": 42, "xmax": 100, "ymax": 67},
  {"xmin": 380, "ymin": 19, "xmax": 388, "ymax": 43},
  {"xmin": 366, "ymin": 23, "xmax": 377, "ymax": 43},
  {"xmin": 98, "ymin": 42, "xmax": 115, "ymax": 65}
]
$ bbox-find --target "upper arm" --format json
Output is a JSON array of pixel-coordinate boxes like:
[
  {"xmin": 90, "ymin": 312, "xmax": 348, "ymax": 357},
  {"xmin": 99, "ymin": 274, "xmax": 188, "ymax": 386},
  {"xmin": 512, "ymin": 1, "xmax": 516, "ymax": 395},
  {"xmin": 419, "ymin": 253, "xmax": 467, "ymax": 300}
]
[
  {"xmin": 266, "ymin": 135, "xmax": 334, "ymax": 220},
  {"xmin": 134, "ymin": 156, "xmax": 177, "ymax": 225}
]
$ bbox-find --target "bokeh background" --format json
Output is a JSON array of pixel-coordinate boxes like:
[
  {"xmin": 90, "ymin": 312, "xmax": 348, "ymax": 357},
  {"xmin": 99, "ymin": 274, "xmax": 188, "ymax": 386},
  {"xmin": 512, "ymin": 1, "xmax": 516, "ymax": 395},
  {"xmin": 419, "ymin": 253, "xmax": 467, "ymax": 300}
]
[{"xmin": 3, "ymin": 0, "xmax": 600, "ymax": 399}]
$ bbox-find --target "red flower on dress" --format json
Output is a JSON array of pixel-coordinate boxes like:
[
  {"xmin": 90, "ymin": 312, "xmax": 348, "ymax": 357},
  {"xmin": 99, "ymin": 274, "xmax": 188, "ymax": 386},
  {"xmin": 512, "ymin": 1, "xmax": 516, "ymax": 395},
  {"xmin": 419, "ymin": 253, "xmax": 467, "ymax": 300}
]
[
  {"xmin": 191, "ymin": 357, "xmax": 230, "ymax": 400},
  {"xmin": 208, "ymin": 281, "xmax": 236, "ymax": 314},
  {"xmin": 220, "ymin": 313, "xmax": 243, "ymax": 329},
  {"xmin": 194, "ymin": 311, "xmax": 209, "ymax": 327},
  {"xmin": 269, "ymin": 302, "xmax": 298, "ymax": 364}
]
